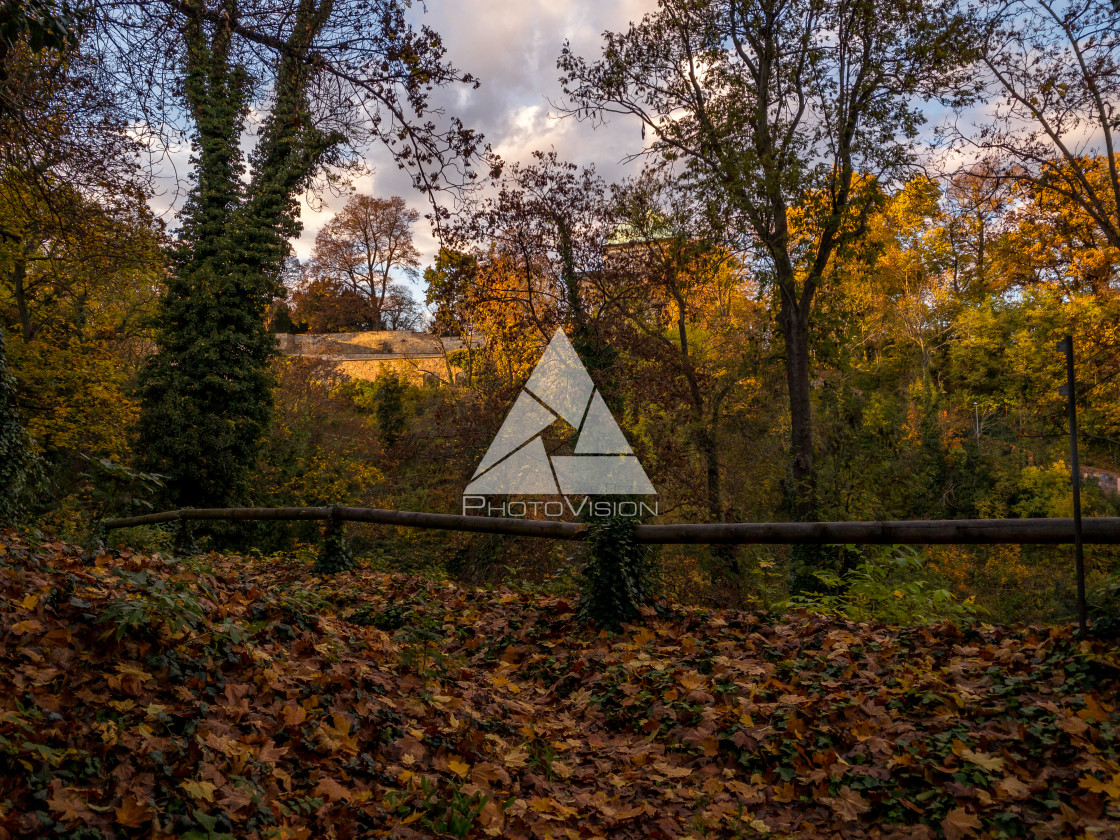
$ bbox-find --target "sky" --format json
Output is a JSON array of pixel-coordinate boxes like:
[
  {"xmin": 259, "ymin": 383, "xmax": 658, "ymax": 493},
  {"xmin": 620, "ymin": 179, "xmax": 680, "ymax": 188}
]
[
  {"xmin": 289, "ymin": 0, "xmax": 659, "ymax": 275},
  {"xmin": 141, "ymin": 0, "xmax": 1035, "ymax": 294},
  {"xmin": 142, "ymin": 0, "xmax": 659, "ymax": 290}
]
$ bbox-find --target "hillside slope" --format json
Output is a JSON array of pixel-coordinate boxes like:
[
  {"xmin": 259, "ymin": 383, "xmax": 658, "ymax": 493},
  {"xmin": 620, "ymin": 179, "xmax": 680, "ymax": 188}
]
[{"xmin": 0, "ymin": 534, "xmax": 1118, "ymax": 839}]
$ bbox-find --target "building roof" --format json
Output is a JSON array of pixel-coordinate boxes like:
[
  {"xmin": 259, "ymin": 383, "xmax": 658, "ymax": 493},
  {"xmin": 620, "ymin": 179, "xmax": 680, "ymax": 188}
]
[{"xmin": 605, "ymin": 216, "xmax": 678, "ymax": 247}]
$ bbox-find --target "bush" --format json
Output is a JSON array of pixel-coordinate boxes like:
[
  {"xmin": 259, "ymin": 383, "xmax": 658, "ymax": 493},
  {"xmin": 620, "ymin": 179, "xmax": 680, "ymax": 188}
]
[
  {"xmin": 780, "ymin": 544, "xmax": 979, "ymax": 625},
  {"xmin": 1088, "ymin": 573, "xmax": 1120, "ymax": 638},
  {"xmin": 99, "ymin": 567, "xmax": 206, "ymax": 641}
]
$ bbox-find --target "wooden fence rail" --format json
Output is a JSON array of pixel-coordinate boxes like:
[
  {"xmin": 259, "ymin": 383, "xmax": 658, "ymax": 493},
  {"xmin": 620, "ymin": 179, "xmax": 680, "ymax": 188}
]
[{"xmin": 100, "ymin": 507, "xmax": 1120, "ymax": 545}]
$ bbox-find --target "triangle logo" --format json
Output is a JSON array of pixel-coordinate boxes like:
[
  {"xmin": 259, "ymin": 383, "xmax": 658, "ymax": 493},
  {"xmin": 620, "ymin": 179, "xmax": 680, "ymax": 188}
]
[{"xmin": 464, "ymin": 329, "xmax": 656, "ymax": 496}]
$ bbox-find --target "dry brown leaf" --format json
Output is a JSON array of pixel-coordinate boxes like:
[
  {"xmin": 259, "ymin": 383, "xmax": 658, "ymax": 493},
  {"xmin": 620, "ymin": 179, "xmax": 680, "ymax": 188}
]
[
  {"xmin": 941, "ymin": 807, "xmax": 981, "ymax": 839},
  {"xmin": 313, "ymin": 776, "xmax": 351, "ymax": 803},
  {"xmin": 114, "ymin": 795, "xmax": 153, "ymax": 828}
]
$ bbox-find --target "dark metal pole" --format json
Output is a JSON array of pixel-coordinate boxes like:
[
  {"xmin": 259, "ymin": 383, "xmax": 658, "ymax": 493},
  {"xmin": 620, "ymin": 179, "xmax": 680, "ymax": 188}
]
[{"xmin": 1058, "ymin": 335, "xmax": 1088, "ymax": 634}]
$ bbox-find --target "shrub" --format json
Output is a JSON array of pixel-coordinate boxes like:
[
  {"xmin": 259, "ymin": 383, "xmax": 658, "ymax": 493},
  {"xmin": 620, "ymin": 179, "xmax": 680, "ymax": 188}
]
[
  {"xmin": 779, "ymin": 544, "xmax": 979, "ymax": 625},
  {"xmin": 99, "ymin": 567, "xmax": 206, "ymax": 641},
  {"xmin": 1088, "ymin": 573, "xmax": 1120, "ymax": 638}
]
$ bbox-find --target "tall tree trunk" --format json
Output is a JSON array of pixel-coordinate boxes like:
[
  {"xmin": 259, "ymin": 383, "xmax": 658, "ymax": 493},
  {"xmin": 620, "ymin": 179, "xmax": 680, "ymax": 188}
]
[
  {"xmin": 556, "ymin": 217, "xmax": 583, "ymax": 325},
  {"xmin": 777, "ymin": 270, "xmax": 829, "ymax": 595},
  {"xmin": 700, "ymin": 427, "xmax": 721, "ymax": 522},
  {"xmin": 777, "ymin": 283, "xmax": 816, "ymax": 521},
  {"xmin": 675, "ymin": 308, "xmax": 723, "ymax": 522},
  {"xmin": 11, "ymin": 249, "xmax": 32, "ymax": 342}
]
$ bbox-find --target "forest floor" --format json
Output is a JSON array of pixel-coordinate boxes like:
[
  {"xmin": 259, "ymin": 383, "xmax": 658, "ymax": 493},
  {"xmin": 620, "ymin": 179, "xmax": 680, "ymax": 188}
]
[{"xmin": 1, "ymin": 532, "xmax": 1118, "ymax": 840}]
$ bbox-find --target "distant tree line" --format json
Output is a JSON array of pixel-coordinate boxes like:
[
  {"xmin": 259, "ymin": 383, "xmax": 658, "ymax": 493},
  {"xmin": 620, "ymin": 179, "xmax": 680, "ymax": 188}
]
[{"xmin": 268, "ymin": 195, "xmax": 425, "ymax": 335}]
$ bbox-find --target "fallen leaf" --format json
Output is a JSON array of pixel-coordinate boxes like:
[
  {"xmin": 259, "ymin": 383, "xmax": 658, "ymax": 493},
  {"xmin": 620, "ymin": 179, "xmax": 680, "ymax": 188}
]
[
  {"xmin": 997, "ymin": 775, "xmax": 1031, "ymax": 799},
  {"xmin": 504, "ymin": 745, "xmax": 530, "ymax": 769},
  {"xmin": 826, "ymin": 787, "xmax": 871, "ymax": 821},
  {"xmin": 115, "ymin": 794, "xmax": 153, "ymax": 827},
  {"xmin": 961, "ymin": 748, "xmax": 1004, "ymax": 773},
  {"xmin": 314, "ymin": 777, "xmax": 351, "ymax": 803},
  {"xmin": 1080, "ymin": 773, "xmax": 1120, "ymax": 800},
  {"xmin": 47, "ymin": 785, "xmax": 92, "ymax": 824},
  {"xmin": 942, "ymin": 807, "xmax": 981, "ymax": 840},
  {"xmin": 180, "ymin": 780, "xmax": 216, "ymax": 802}
]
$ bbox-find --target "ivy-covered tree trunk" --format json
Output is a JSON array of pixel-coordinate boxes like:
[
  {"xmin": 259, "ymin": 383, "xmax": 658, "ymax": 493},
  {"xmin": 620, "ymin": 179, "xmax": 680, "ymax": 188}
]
[
  {"xmin": 579, "ymin": 517, "xmax": 657, "ymax": 630},
  {"xmin": 136, "ymin": 0, "xmax": 340, "ymax": 508}
]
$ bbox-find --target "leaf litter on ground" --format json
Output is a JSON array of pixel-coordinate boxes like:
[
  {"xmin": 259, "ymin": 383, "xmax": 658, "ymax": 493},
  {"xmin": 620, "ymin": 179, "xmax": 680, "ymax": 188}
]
[{"xmin": 0, "ymin": 532, "xmax": 1118, "ymax": 839}]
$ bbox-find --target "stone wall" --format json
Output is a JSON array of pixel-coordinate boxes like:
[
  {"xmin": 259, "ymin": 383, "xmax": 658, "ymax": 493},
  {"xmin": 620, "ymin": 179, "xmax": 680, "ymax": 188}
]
[{"xmin": 274, "ymin": 330, "xmax": 478, "ymax": 385}]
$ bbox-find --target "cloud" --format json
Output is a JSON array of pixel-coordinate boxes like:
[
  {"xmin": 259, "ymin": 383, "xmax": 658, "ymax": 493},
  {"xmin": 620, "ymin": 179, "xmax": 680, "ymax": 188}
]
[
  {"xmin": 146, "ymin": 2, "xmax": 659, "ymax": 295},
  {"xmin": 291, "ymin": 0, "xmax": 659, "ymax": 281}
]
